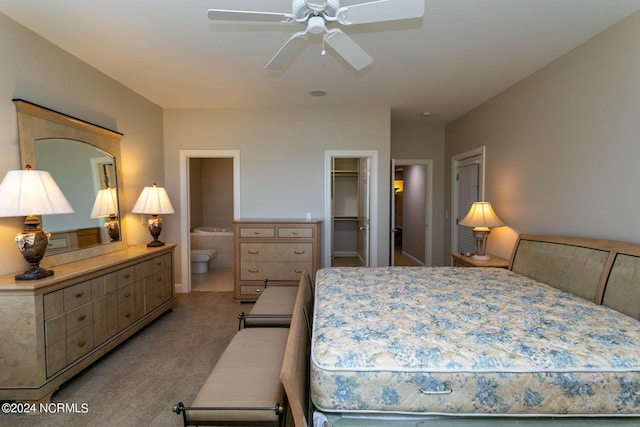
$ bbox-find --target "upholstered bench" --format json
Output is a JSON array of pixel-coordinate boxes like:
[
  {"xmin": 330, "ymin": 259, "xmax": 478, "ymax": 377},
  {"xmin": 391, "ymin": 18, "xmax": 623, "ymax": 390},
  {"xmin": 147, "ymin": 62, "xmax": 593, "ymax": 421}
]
[
  {"xmin": 173, "ymin": 327, "xmax": 289, "ymax": 426},
  {"xmin": 238, "ymin": 274, "xmax": 313, "ymax": 329},
  {"xmin": 238, "ymin": 285, "xmax": 297, "ymax": 329},
  {"xmin": 173, "ymin": 272, "xmax": 311, "ymax": 427}
]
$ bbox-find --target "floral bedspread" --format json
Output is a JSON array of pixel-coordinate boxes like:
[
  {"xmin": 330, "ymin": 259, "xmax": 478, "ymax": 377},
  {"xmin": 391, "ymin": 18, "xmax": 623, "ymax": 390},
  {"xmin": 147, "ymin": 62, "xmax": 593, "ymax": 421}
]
[{"xmin": 310, "ymin": 267, "xmax": 640, "ymax": 415}]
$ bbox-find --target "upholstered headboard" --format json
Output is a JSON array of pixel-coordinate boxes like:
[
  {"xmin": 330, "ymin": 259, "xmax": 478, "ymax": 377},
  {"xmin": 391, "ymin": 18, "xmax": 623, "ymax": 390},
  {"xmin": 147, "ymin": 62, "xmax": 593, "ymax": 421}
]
[{"xmin": 510, "ymin": 234, "xmax": 640, "ymax": 321}]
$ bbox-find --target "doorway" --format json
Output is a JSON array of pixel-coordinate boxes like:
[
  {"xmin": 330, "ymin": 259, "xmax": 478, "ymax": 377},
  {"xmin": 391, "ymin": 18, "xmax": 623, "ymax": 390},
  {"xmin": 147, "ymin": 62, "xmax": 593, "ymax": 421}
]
[
  {"xmin": 179, "ymin": 150, "xmax": 240, "ymax": 293},
  {"xmin": 390, "ymin": 159, "xmax": 433, "ymax": 266},
  {"xmin": 324, "ymin": 150, "xmax": 378, "ymax": 268}
]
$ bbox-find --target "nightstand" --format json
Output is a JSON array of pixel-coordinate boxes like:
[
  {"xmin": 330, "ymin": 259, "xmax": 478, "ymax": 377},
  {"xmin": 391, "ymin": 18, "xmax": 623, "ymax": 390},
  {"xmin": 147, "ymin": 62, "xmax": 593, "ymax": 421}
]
[{"xmin": 451, "ymin": 252, "xmax": 509, "ymax": 268}]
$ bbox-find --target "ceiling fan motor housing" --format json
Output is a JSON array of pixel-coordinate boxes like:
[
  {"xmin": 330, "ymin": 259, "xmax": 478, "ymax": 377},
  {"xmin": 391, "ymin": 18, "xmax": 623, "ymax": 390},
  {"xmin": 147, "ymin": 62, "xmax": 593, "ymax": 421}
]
[{"xmin": 293, "ymin": 0, "xmax": 340, "ymax": 19}]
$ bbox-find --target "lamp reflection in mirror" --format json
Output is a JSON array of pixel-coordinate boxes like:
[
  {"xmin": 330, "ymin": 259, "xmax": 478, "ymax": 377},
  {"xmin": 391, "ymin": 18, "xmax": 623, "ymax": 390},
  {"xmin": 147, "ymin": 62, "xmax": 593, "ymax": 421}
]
[
  {"xmin": 0, "ymin": 166, "xmax": 74, "ymax": 280},
  {"xmin": 458, "ymin": 201, "xmax": 505, "ymax": 261},
  {"xmin": 90, "ymin": 186, "xmax": 119, "ymax": 242},
  {"xmin": 132, "ymin": 183, "xmax": 175, "ymax": 247}
]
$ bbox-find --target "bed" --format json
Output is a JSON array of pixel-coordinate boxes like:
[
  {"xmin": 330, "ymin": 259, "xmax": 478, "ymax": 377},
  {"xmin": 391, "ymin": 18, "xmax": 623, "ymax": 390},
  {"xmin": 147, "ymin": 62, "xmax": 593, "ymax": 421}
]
[{"xmin": 310, "ymin": 235, "xmax": 640, "ymax": 426}]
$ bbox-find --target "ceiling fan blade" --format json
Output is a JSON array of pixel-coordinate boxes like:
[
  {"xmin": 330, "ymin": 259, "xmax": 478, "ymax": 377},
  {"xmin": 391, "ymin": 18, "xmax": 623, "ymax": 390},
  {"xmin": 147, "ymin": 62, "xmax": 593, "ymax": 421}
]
[
  {"xmin": 265, "ymin": 31, "xmax": 309, "ymax": 69},
  {"xmin": 335, "ymin": 0, "xmax": 425, "ymax": 25},
  {"xmin": 324, "ymin": 29, "xmax": 373, "ymax": 71},
  {"xmin": 207, "ymin": 9, "xmax": 297, "ymax": 23}
]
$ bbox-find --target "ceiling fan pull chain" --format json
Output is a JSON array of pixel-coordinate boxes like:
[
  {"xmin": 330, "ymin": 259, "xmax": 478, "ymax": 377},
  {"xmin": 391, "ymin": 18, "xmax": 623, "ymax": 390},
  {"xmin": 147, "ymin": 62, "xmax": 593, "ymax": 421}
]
[{"xmin": 321, "ymin": 37, "xmax": 326, "ymax": 56}]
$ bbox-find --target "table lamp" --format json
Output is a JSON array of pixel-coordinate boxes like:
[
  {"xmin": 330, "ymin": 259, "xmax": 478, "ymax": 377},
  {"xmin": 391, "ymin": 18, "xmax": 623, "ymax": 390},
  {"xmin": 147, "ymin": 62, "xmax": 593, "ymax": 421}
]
[
  {"xmin": 458, "ymin": 201, "xmax": 504, "ymax": 261},
  {"xmin": 0, "ymin": 166, "xmax": 74, "ymax": 280},
  {"xmin": 90, "ymin": 186, "xmax": 119, "ymax": 241},
  {"xmin": 132, "ymin": 183, "xmax": 175, "ymax": 247}
]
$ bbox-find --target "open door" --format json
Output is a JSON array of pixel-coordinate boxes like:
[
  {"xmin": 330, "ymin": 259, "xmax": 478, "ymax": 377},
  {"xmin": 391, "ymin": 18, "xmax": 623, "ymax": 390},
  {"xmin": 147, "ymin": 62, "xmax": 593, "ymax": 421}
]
[{"xmin": 357, "ymin": 157, "xmax": 371, "ymax": 267}]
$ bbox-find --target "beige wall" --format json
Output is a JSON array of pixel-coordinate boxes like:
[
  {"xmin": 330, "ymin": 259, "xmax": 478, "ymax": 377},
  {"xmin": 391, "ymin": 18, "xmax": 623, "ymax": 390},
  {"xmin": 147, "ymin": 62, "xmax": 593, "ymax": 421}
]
[
  {"xmin": 163, "ymin": 107, "xmax": 391, "ymax": 286},
  {"xmin": 0, "ymin": 13, "xmax": 164, "ymax": 276},
  {"xmin": 391, "ymin": 120, "xmax": 446, "ymax": 265},
  {"xmin": 445, "ymin": 11, "xmax": 640, "ymax": 262}
]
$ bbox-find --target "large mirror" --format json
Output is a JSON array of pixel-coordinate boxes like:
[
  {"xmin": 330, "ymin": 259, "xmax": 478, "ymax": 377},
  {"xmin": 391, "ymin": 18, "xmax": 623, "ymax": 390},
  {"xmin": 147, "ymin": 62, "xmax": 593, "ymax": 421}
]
[{"xmin": 14, "ymin": 99, "xmax": 127, "ymax": 266}]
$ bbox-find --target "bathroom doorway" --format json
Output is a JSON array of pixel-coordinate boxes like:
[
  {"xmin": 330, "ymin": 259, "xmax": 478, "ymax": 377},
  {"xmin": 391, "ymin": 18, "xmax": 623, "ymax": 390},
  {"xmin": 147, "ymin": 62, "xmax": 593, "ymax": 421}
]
[{"xmin": 179, "ymin": 150, "xmax": 240, "ymax": 293}]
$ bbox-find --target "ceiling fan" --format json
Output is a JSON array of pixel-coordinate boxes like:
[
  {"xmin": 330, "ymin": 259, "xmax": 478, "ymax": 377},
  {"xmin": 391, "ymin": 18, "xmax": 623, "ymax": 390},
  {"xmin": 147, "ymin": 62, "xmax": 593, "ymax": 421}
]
[{"xmin": 207, "ymin": 0, "xmax": 425, "ymax": 71}]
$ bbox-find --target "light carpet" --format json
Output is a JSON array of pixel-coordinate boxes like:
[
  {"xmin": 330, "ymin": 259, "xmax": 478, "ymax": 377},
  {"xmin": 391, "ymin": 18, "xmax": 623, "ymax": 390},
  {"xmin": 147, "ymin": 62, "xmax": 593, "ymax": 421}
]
[{"xmin": 2, "ymin": 291, "xmax": 249, "ymax": 427}]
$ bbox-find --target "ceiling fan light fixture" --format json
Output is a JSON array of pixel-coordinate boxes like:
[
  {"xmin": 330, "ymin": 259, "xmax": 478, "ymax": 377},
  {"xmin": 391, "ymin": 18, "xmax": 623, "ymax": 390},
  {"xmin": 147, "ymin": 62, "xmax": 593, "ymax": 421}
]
[{"xmin": 308, "ymin": 16, "xmax": 327, "ymax": 34}]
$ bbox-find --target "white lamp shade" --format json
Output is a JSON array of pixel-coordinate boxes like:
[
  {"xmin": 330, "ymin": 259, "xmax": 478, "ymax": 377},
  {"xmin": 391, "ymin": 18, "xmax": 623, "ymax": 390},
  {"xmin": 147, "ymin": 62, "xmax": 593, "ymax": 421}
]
[
  {"xmin": 90, "ymin": 187, "xmax": 118, "ymax": 218},
  {"xmin": 131, "ymin": 184, "xmax": 175, "ymax": 215},
  {"xmin": 458, "ymin": 201, "xmax": 505, "ymax": 229},
  {"xmin": 0, "ymin": 168, "xmax": 74, "ymax": 217}
]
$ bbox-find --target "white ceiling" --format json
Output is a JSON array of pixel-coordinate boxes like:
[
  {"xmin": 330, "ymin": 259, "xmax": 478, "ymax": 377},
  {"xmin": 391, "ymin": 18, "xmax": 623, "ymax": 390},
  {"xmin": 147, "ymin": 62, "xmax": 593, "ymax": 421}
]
[{"xmin": 2, "ymin": 0, "xmax": 639, "ymax": 124}]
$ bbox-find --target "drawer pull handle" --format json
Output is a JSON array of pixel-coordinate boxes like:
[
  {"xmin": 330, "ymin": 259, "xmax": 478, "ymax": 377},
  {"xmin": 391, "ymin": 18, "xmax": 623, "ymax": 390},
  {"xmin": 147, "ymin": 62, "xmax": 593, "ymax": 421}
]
[
  {"xmin": 124, "ymin": 274, "xmax": 131, "ymax": 279},
  {"xmin": 156, "ymin": 278, "xmax": 163, "ymax": 282},
  {"xmin": 420, "ymin": 388, "xmax": 453, "ymax": 395},
  {"xmin": 294, "ymin": 250, "xmax": 306, "ymax": 254},
  {"xmin": 78, "ymin": 340, "xmax": 87, "ymax": 348},
  {"xmin": 75, "ymin": 291, "xmax": 84, "ymax": 298},
  {"xmin": 292, "ymin": 231, "xmax": 299, "ymax": 235},
  {"xmin": 156, "ymin": 261, "xmax": 162, "ymax": 266},
  {"xmin": 294, "ymin": 269, "xmax": 303, "ymax": 273},
  {"xmin": 248, "ymin": 269, "xmax": 259, "ymax": 273},
  {"xmin": 253, "ymin": 231, "xmax": 261, "ymax": 235},
  {"xmin": 125, "ymin": 313, "xmax": 132, "ymax": 319},
  {"xmin": 124, "ymin": 292, "xmax": 132, "ymax": 298},
  {"xmin": 248, "ymin": 250, "xmax": 259, "ymax": 254},
  {"xmin": 255, "ymin": 288, "xmax": 261, "ymax": 293},
  {"xmin": 78, "ymin": 314, "xmax": 87, "ymax": 321}
]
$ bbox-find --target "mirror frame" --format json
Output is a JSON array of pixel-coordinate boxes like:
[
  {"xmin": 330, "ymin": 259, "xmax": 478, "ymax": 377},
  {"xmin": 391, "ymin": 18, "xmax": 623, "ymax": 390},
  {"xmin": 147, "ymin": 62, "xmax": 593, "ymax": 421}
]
[{"xmin": 13, "ymin": 99, "xmax": 128, "ymax": 267}]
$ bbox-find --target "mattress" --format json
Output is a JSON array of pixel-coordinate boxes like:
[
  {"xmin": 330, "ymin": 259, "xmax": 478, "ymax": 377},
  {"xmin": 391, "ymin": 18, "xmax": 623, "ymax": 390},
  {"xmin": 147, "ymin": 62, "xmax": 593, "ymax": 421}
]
[{"xmin": 310, "ymin": 267, "xmax": 640, "ymax": 416}]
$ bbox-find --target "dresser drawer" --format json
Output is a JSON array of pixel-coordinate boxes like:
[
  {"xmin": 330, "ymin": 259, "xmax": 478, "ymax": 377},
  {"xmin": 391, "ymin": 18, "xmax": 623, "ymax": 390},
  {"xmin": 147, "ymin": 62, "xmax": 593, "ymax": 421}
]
[
  {"xmin": 240, "ymin": 242, "xmax": 312, "ymax": 261},
  {"xmin": 94, "ymin": 310, "xmax": 118, "ymax": 346},
  {"xmin": 117, "ymin": 266, "xmax": 135, "ymax": 289},
  {"xmin": 43, "ymin": 290, "xmax": 64, "ymax": 320},
  {"xmin": 66, "ymin": 303, "xmax": 93, "ymax": 335},
  {"xmin": 117, "ymin": 284, "xmax": 135, "ymax": 306},
  {"xmin": 239, "ymin": 284, "xmax": 267, "ymax": 297},
  {"xmin": 66, "ymin": 326, "xmax": 93, "ymax": 363},
  {"xmin": 278, "ymin": 227, "xmax": 313, "ymax": 238},
  {"xmin": 240, "ymin": 261, "xmax": 312, "ymax": 281},
  {"xmin": 46, "ymin": 339, "xmax": 66, "ymax": 377},
  {"xmin": 239, "ymin": 227, "xmax": 275, "ymax": 238},
  {"xmin": 45, "ymin": 315, "xmax": 66, "ymax": 347},
  {"xmin": 135, "ymin": 259, "xmax": 153, "ymax": 279},
  {"xmin": 63, "ymin": 281, "xmax": 91, "ymax": 311},
  {"xmin": 152, "ymin": 253, "xmax": 171, "ymax": 272}
]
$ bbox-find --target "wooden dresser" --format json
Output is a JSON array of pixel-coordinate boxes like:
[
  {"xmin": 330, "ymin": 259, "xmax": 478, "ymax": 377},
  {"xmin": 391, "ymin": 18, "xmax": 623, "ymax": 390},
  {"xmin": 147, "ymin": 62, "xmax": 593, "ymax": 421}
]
[
  {"xmin": 233, "ymin": 220, "xmax": 321, "ymax": 301},
  {"xmin": 0, "ymin": 244, "xmax": 175, "ymax": 402}
]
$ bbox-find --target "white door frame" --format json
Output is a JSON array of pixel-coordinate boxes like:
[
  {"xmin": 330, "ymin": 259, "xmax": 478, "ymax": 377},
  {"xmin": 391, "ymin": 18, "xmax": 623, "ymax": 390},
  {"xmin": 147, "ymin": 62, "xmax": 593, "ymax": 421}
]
[
  {"xmin": 324, "ymin": 150, "xmax": 378, "ymax": 268},
  {"xmin": 391, "ymin": 159, "xmax": 433, "ymax": 266},
  {"xmin": 178, "ymin": 149, "xmax": 240, "ymax": 293},
  {"xmin": 451, "ymin": 146, "xmax": 485, "ymax": 254}
]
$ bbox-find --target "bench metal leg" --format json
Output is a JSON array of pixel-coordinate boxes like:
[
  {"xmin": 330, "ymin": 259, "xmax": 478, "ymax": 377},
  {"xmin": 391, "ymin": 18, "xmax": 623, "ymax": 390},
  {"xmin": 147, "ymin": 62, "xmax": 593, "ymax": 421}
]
[{"xmin": 173, "ymin": 401, "xmax": 285, "ymax": 426}]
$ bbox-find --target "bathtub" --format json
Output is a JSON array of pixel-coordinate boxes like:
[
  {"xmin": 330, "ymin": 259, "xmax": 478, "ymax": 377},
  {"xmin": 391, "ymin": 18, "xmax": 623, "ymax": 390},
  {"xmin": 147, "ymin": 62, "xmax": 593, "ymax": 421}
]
[{"xmin": 190, "ymin": 226, "xmax": 233, "ymax": 268}]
